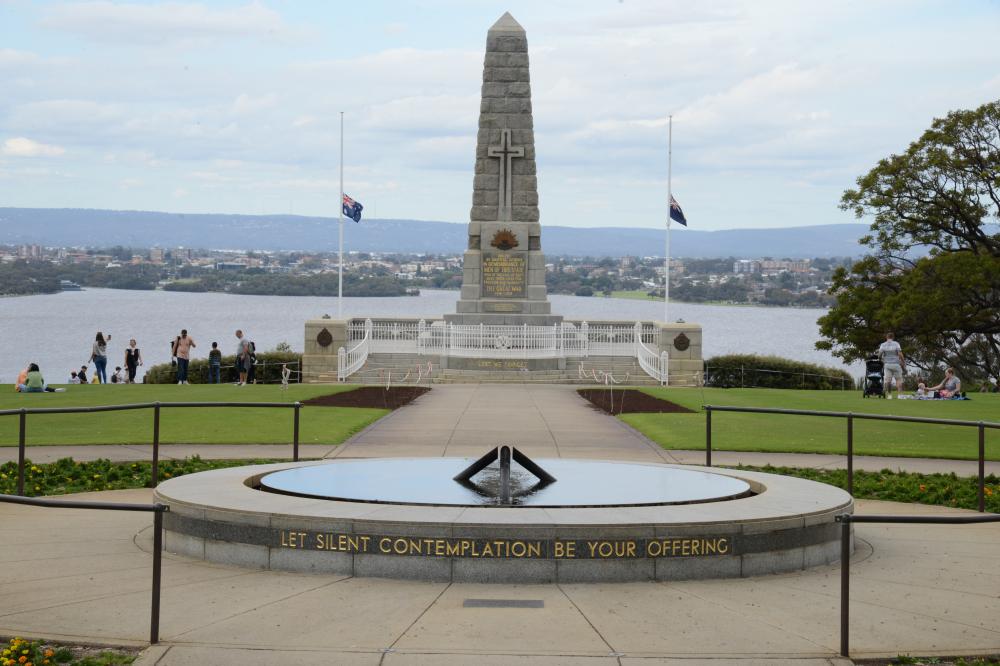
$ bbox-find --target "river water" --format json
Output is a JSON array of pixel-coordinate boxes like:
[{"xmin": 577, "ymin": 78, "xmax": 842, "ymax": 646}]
[{"xmin": 0, "ymin": 288, "xmax": 856, "ymax": 383}]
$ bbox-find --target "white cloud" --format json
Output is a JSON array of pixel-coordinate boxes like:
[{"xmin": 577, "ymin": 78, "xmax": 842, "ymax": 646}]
[
  {"xmin": 1, "ymin": 137, "xmax": 66, "ymax": 157},
  {"xmin": 42, "ymin": 1, "xmax": 301, "ymax": 46},
  {"xmin": 232, "ymin": 93, "xmax": 278, "ymax": 116}
]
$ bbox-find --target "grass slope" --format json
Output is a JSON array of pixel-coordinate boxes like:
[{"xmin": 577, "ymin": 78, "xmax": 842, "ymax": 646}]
[
  {"xmin": 0, "ymin": 384, "xmax": 387, "ymax": 446},
  {"xmin": 621, "ymin": 387, "xmax": 1000, "ymax": 460}
]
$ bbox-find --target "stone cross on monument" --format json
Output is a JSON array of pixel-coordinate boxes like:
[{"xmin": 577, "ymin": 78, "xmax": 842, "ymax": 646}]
[
  {"xmin": 487, "ymin": 129, "xmax": 524, "ymax": 220},
  {"xmin": 446, "ymin": 12, "xmax": 560, "ymax": 326}
]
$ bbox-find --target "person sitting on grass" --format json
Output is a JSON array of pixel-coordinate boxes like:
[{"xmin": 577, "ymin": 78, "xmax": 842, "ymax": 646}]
[
  {"xmin": 14, "ymin": 365, "xmax": 28, "ymax": 392},
  {"xmin": 921, "ymin": 367, "xmax": 962, "ymax": 399},
  {"xmin": 18, "ymin": 363, "xmax": 56, "ymax": 393}
]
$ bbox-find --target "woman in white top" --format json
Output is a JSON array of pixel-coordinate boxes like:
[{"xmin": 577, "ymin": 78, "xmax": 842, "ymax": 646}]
[{"xmin": 90, "ymin": 332, "xmax": 111, "ymax": 384}]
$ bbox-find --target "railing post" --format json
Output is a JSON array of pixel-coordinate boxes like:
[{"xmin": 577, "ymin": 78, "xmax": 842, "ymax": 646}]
[
  {"xmin": 705, "ymin": 405, "xmax": 712, "ymax": 467},
  {"xmin": 847, "ymin": 413, "xmax": 854, "ymax": 496},
  {"xmin": 582, "ymin": 321, "xmax": 589, "ymax": 358},
  {"xmin": 337, "ymin": 347, "xmax": 346, "ymax": 382},
  {"xmin": 840, "ymin": 518, "xmax": 850, "ymax": 657},
  {"xmin": 660, "ymin": 351, "xmax": 669, "ymax": 387},
  {"xmin": 152, "ymin": 402, "xmax": 160, "ymax": 488},
  {"xmin": 979, "ymin": 422, "xmax": 986, "ymax": 512},
  {"xmin": 17, "ymin": 409, "xmax": 26, "ymax": 496},
  {"xmin": 293, "ymin": 402, "xmax": 301, "ymax": 462},
  {"xmin": 151, "ymin": 508, "xmax": 163, "ymax": 644}
]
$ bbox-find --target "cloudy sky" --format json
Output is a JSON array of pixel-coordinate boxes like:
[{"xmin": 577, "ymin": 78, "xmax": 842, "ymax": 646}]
[{"xmin": 1, "ymin": 0, "xmax": 998, "ymax": 231}]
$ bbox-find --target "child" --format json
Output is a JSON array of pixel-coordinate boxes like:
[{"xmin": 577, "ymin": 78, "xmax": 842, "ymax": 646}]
[
  {"xmin": 111, "ymin": 366, "xmax": 123, "ymax": 384},
  {"xmin": 280, "ymin": 363, "xmax": 291, "ymax": 390},
  {"xmin": 208, "ymin": 342, "xmax": 222, "ymax": 384},
  {"xmin": 69, "ymin": 371, "xmax": 80, "ymax": 384},
  {"xmin": 78, "ymin": 365, "xmax": 89, "ymax": 384}
]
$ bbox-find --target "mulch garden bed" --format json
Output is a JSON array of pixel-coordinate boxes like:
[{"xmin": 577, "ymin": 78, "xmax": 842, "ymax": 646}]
[
  {"xmin": 578, "ymin": 388, "xmax": 695, "ymax": 415},
  {"xmin": 303, "ymin": 386, "xmax": 430, "ymax": 410}
]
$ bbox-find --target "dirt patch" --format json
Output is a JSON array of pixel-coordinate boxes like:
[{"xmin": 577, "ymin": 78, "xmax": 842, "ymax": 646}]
[
  {"xmin": 578, "ymin": 388, "xmax": 695, "ymax": 415},
  {"xmin": 303, "ymin": 386, "xmax": 431, "ymax": 410}
]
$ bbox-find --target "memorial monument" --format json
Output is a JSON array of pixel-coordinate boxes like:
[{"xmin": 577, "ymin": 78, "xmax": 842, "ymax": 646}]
[
  {"xmin": 445, "ymin": 12, "xmax": 559, "ymax": 326},
  {"xmin": 303, "ymin": 13, "xmax": 704, "ymax": 385}
]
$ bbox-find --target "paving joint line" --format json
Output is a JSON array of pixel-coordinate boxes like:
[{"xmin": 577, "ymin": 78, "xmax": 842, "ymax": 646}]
[
  {"xmin": 657, "ymin": 579, "xmax": 835, "ymax": 654},
  {"xmin": 528, "ymin": 384, "xmax": 562, "ymax": 458},
  {"xmin": 384, "ymin": 581, "xmax": 452, "ymax": 655},
  {"xmin": 555, "ymin": 582, "xmax": 618, "ymax": 656},
  {"xmin": 166, "ymin": 574, "xmax": 354, "ymax": 641}
]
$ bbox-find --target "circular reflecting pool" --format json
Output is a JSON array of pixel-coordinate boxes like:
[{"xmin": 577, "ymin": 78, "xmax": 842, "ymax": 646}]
[{"xmin": 258, "ymin": 458, "xmax": 753, "ymax": 507}]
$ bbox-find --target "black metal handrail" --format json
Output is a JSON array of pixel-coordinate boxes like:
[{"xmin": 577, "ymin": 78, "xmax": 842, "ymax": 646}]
[
  {"xmin": 0, "ymin": 493, "xmax": 168, "ymax": 644},
  {"xmin": 3, "ymin": 401, "xmax": 302, "ymax": 495},
  {"xmin": 703, "ymin": 405, "xmax": 996, "ymax": 511},
  {"xmin": 835, "ymin": 512, "xmax": 1000, "ymax": 657}
]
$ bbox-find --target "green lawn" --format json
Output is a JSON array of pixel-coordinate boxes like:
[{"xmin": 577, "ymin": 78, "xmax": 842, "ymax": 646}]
[
  {"xmin": 0, "ymin": 384, "xmax": 387, "ymax": 446},
  {"xmin": 610, "ymin": 290, "xmax": 659, "ymax": 301},
  {"xmin": 621, "ymin": 387, "xmax": 1000, "ymax": 460}
]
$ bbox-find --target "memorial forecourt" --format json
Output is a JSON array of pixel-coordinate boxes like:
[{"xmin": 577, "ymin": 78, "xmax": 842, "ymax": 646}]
[{"xmin": 280, "ymin": 530, "xmax": 731, "ymax": 560}]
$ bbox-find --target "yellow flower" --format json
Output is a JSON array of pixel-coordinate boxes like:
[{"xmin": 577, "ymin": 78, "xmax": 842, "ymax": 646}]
[
  {"xmin": 43, "ymin": 651, "xmax": 52, "ymax": 658},
  {"xmin": 918, "ymin": 484, "xmax": 926, "ymax": 492},
  {"xmin": 19, "ymin": 656, "xmax": 27, "ymax": 663}
]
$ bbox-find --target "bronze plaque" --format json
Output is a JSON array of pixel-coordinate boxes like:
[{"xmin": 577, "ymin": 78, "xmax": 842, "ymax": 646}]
[
  {"xmin": 482, "ymin": 253, "xmax": 526, "ymax": 298},
  {"xmin": 316, "ymin": 327, "xmax": 333, "ymax": 348},
  {"xmin": 673, "ymin": 333, "xmax": 690, "ymax": 352}
]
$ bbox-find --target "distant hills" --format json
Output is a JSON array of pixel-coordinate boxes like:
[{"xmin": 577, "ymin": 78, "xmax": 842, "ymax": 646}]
[{"xmin": 0, "ymin": 208, "xmax": 871, "ymax": 258}]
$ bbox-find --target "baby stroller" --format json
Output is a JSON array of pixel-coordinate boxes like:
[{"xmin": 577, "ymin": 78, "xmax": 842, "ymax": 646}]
[{"xmin": 862, "ymin": 356, "xmax": 885, "ymax": 398}]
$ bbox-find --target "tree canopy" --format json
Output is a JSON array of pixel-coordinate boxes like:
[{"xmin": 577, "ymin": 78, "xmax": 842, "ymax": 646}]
[{"xmin": 817, "ymin": 99, "xmax": 1000, "ymax": 386}]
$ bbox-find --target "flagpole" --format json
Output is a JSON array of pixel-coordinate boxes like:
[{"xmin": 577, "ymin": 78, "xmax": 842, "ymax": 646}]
[
  {"xmin": 665, "ymin": 115, "xmax": 672, "ymax": 323},
  {"xmin": 338, "ymin": 111, "xmax": 344, "ymax": 319}
]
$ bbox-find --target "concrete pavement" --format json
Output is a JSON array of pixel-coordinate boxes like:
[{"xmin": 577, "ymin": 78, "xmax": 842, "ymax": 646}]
[
  {"xmin": 2, "ymin": 384, "xmax": 998, "ymax": 663},
  {"xmin": 0, "ymin": 490, "xmax": 995, "ymax": 664}
]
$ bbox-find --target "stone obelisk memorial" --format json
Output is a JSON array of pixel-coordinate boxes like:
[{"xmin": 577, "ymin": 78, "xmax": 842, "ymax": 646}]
[
  {"xmin": 303, "ymin": 13, "xmax": 703, "ymax": 385},
  {"xmin": 445, "ymin": 12, "xmax": 559, "ymax": 326}
]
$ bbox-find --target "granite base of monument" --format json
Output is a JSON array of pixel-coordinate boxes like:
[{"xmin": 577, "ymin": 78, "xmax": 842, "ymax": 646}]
[{"xmin": 155, "ymin": 459, "xmax": 852, "ymax": 583}]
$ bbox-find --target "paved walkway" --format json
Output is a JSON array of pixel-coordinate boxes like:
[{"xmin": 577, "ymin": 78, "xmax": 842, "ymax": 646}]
[
  {"xmin": 2, "ymin": 384, "xmax": 998, "ymax": 664},
  {"xmin": 0, "ymin": 491, "xmax": 996, "ymax": 665},
  {"xmin": 4, "ymin": 385, "xmax": 996, "ymax": 477}
]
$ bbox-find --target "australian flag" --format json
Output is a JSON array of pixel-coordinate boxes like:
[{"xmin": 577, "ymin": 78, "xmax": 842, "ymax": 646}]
[
  {"xmin": 343, "ymin": 194, "xmax": 363, "ymax": 223},
  {"xmin": 670, "ymin": 195, "xmax": 688, "ymax": 226}
]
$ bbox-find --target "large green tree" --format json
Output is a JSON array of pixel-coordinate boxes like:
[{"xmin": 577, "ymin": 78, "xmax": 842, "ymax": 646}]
[{"xmin": 817, "ymin": 99, "xmax": 1000, "ymax": 386}]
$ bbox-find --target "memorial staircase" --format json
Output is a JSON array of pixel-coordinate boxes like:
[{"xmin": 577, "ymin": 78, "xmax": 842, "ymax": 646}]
[{"xmin": 309, "ymin": 353, "xmax": 698, "ymax": 386}]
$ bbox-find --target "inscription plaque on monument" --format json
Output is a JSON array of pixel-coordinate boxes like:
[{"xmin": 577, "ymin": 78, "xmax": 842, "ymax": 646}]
[{"xmin": 482, "ymin": 253, "xmax": 526, "ymax": 298}]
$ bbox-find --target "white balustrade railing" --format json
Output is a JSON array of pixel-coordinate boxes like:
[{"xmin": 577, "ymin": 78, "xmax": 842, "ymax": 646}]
[
  {"xmin": 337, "ymin": 318, "xmax": 667, "ymax": 383},
  {"xmin": 635, "ymin": 322, "xmax": 669, "ymax": 386},
  {"xmin": 337, "ymin": 318, "xmax": 372, "ymax": 382}
]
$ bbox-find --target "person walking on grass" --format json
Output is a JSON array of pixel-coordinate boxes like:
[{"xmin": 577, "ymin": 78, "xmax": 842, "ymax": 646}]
[
  {"xmin": 172, "ymin": 329, "xmax": 196, "ymax": 385},
  {"xmin": 124, "ymin": 338, "xmax": 142, "ymax": 383},
  {"xmin": 235, "ymin": 330, "xmax": 251, "ymax": 386},
  {"xmin": 89, "ymin": 332, "xmax": 110, "ymax": 384},
  {"xmin": 878, "ymin": 331, "xmax": 905, "ymax": 399},
  {"xmin": 208, "ymin": 342, "xmax": 222, "ymax": 384}
]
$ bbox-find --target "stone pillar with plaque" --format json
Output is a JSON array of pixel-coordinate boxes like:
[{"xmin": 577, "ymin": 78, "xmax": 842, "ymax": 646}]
[{"xmin": 445, "ymin": 12, "xmax": 561, "ymax": 326}]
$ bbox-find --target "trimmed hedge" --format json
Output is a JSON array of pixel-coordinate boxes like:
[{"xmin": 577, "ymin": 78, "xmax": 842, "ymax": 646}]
[
  {"xmin": 705, "ymin": 354, "xmax": 853, "ymax": 390},
  {"xmin": 144, "ymin": 351, "xmax": 302, "ymax": 384}
]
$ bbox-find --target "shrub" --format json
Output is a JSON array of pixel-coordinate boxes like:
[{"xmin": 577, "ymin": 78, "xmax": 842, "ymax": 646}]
[
  {"xmin": 144, "ymin": 351, "xmax": 301, "ymax": 384},
  {"xmin": 705, "ymin": 354, "xmax": 853, "ymax": 390}
]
